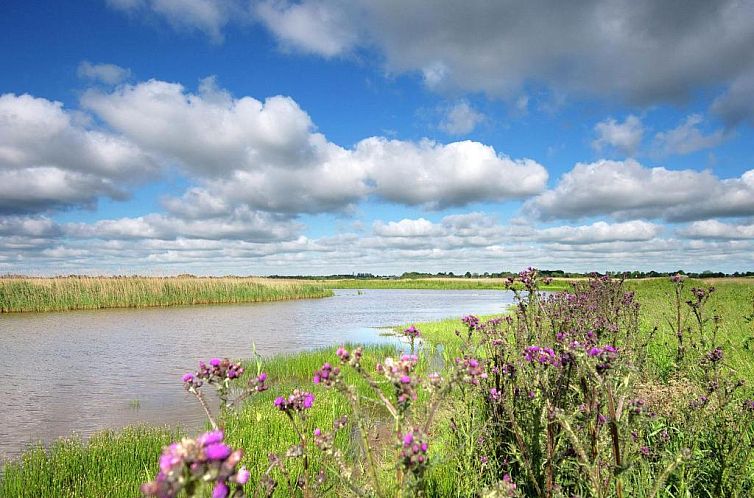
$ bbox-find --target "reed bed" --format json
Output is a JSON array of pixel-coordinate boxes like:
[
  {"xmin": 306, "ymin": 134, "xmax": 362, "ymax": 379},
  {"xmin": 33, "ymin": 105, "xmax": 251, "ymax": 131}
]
[{"xmin": 0, "ymin": 277, "xmax": 333, "ymax": 313}]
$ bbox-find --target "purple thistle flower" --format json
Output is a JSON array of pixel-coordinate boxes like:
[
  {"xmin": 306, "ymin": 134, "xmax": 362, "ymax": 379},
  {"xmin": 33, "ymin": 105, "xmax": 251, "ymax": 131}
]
[
  {"xmin": 403, "ymin": 325, "xmax": 420, "ymax": 338},
  {"xmin": 205, "ymin": 443, "xmax": 231, "ymax": 461},
  {"xmin": 403, "ymin": 432, "xmax": 414, "ymax": 446},
  {"xmin": 198, "ymin": 430, "xmax": 224, "ymax": 447},
  {"xmin": 212, "ymin": 482, "xmax": 229, "ymax": 498},
  {"xmin": 236, "ymin": 467, "xmax": 250, "ymax": 485}
]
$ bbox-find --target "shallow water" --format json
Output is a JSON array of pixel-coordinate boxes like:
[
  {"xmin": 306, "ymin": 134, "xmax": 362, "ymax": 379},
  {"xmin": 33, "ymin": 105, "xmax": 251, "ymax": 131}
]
[{"xmin": 0, "ymin": 288, "xmax": 513, "ymax": 460}]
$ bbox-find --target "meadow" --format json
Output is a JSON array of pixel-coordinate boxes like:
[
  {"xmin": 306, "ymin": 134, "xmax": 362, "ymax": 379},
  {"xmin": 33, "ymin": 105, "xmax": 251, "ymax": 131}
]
[
  {"xmin": 1, "ymin": 273, "xmax": 753, "ymax": 497},
  {"xmin": 0, "ymin": 276, "xmax": 333, "ymax": 313},
  {"xmin": 319, "ymin": 277, "xmax": 568, "ymax": 291}
]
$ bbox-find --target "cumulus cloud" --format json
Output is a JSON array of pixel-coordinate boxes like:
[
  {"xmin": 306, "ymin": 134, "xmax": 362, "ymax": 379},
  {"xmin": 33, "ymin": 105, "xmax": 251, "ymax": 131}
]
[
  {"xmin": 358, "ymin": 138, "xmax": 548, "ymax": 209},
  {"xmin": 65, "ymin": 208, "xmax": 300, "ymax": 242},
  {"xmin": 537, "ymin": 221, "xmax": 662, "ymax": 244},
  {"xmin": 372, "ymin": 218, "xmax": 443, "ymax": 238},
  {"xmin": 592, "ymin": 115, "xmax": 643, "ymax": 156},
  {"xmin": 439, "ymin": 100, "xmax": 485, "ymax": 135},
  {"xmin": 254, "ymin": 0, "xmax": 358, "ymax": 57},
  {"xmin": 0, "ymin": 93, "xmax": 157, "ymax": 214},
  {"xmin": 0, "ymin": 217, "xmax": 61, "ymax": 238},
  {"xmin": 679, "ymin": 220, "xmax": 754, "ymax": 240},
  {"xmin": 81, "ymin": 79, "xmax": 547, "ymax": 213},
  {"xmin": 77, "ymin": 61, "xmax": 131, "ymax": 85},
  {"xmin": 652, "ymin": 114, "xmax": 726, "ymax": 156},
  {"xmin": 524, "ymin": 160, "xmax": 754, "ymax": 222}
]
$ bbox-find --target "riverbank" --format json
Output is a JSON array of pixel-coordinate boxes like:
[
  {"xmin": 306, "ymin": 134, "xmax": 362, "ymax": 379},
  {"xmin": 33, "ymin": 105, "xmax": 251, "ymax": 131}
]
[
  {"xmin": 2, "ymin": 276, "xmax": 753, "ymax": 496},
  {"xmin": 0, "ymin": 276, "xmax": 333, "ymax": 312}
]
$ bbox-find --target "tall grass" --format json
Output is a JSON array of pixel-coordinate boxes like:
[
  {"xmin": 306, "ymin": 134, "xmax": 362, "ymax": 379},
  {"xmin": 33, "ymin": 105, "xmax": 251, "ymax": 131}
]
[
  {"xmin": 0, "ymin": 277, "xmax": 333, "ymax": 313},
  {"xmin": 322, "ymin": 277, "xmax": 568, "ymax": 291},
  {"xmin": 0, "ymin": 426, "xmax": 182, "ymax": 498}
]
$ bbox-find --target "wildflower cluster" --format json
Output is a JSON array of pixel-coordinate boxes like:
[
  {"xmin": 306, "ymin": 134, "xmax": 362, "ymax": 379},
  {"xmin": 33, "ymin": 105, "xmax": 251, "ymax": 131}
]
[
  {"xmin": 461, "ymin": 314, "xmax": 480, "ymax": 331},
  {"xmin": 198, "ymin": 358, "xmax": 245, "ymax": 382},
  {"xmin": 248, "ymin": 372, "xmax": 268, "ymax": 393},
  {"xmin": 586, "ymin": 344, "xmax": 618, "ymax": 373},
  {"xmin": 399, "ymin": 429, "xmax": 430, "ymax": 476},
  {"xmin": 274, "ymin": 390, "xmax": 315, "ymax": 413},
  {"xmin": 141, "ymin": 430, "xmax": 248, "ymax": 498},
  {"xmin": 312, "ymin": 362, "xmax": 340, "ymax": 386},
  {"xmin": 336, "ymin": 346, "xmax": 363, "ymax": 368},
  {"xmin": 377, "ymin": 354, "xmax": 419, "ymax": 408},
  {"xmin": 403, "ymin": 325, "xmax": 420, "ymax": 339},
  {"xmin": 454, "ymin": 356, "xmax": 487, "ymax": 385},
  {"xmin": 403, "ymin": 325, "xmax": 421, "ymax": 353},
  {"xmin": 522, "ymin": 345, "xmax": 559, "ymax": 366}
]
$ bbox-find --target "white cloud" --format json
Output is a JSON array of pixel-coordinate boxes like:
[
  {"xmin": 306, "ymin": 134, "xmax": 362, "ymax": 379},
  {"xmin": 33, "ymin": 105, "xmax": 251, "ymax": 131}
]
[
  {"xmin": 537, "ymin": 220, "xmax": 662, "ymax": 244},
  {"xmin": 653, "ymin": 114, "xmax": 726, "ymax": 156},
  {"xmin": 372, "ymin": 218, "xmax": 443, "ymax": 238},
  {"xmin": 357, "ymin": 138, "xmax": 548, "ymax": 208},
  {"xmin": 592, "ymin": 115, "xmax": 643, "ymax": 156},
  {"xmin": 254, "ymin": 0, "xmax": 358, "ymax": 57},
  {"xmin": 0, "ymin": 93, "xmax": 157, "ymax": 214},
  {"xmin": 82, "ymin": 79, "xmax": 547, "ymax": 213},
  {"xmin": 439, "ymin": 100, "xmax": 485, "ymax": 135},
  {"xmin": 680, "ymin": 220, "xmax": 754, "ymax": 240},
  {"xmin": 524, "ymin": 159, "xmax": 754, "ymax": 222},
  {"xmin": 4, "ymin": 210, "xmax": 754, "ymax": 274},
  {"xmin": 0, "ymin": 217, "xmax": 61, "ymax": 238},
  {"xmin": 77, "ymin": 61, "xmax": 131, "ymax": 85},
  {"xmin": 65, "ymin": 208, "xmax": 300, "ymax": 242}
]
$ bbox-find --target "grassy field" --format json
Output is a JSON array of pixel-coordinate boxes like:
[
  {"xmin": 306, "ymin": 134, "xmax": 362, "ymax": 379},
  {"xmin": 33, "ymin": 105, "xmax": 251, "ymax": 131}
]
[
  {"xmin": 0, "ymin": 277, "xmax": 333, "ymax": 313},
  {"xmin": 320, "ymin": 277, "xmax": 569, "ymax": 291},
  {"xmin": 1, "ymin": 277, "xmax": 753, "ymax": 497}
]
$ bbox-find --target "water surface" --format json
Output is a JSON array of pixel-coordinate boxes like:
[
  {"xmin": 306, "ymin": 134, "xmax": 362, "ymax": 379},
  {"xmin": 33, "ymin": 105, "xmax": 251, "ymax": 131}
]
[{"xmin": 0, "ymin": 289, "xmax": 513, "ymax": 459}]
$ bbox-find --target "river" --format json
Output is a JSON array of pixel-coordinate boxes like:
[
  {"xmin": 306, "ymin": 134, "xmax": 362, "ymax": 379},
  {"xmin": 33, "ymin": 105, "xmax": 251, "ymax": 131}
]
[{"xmin": 0, "ymin": 288, "xmax": 514, "ymax": 460}]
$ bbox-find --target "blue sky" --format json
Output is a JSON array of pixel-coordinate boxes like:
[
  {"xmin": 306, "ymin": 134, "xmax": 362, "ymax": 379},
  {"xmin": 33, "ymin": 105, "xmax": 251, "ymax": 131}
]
[{"xmin": 1, "ymin": 0, "xmax": 754, "ymax": 275}]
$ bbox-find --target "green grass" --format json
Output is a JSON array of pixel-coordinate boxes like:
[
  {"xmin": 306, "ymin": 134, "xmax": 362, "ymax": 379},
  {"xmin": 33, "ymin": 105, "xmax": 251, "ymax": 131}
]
[
  {"xmin": 0, "ymin": 426, "xmax": 182, "ymax": 498},
  {"xmin": 411, "ymin": 278, "xmax": 754, "ymax": 377},
  {"xmin": 321, "ymin": 277, "xmax": 568, "ymax": 291},
  {"xmin": 0, "ymin": 277, "xmax": 333, "ymax": 313},
  {"xmin": 626, "ymin": 278, "xmax": 754, "ymax": 379}
]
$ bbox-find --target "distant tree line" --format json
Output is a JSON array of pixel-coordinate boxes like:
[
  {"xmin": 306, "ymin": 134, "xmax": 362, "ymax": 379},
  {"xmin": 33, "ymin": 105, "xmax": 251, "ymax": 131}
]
[{"xmin": 268, "ymin": 269, "xmax": 754, "ymax": 280}]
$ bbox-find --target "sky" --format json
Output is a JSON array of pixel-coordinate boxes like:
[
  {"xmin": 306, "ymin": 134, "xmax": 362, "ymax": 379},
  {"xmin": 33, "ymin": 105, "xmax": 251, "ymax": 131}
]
[{"xmin": 1, "ymin": 0, "xmax": 754, "ymax": 276}]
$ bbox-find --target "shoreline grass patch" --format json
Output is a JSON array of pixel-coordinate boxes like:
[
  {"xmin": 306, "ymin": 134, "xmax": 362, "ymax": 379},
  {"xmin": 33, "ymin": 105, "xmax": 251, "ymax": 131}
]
[{"xmin": 0, "ymin": 276, "xmax": 333, "ymax": 313}]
